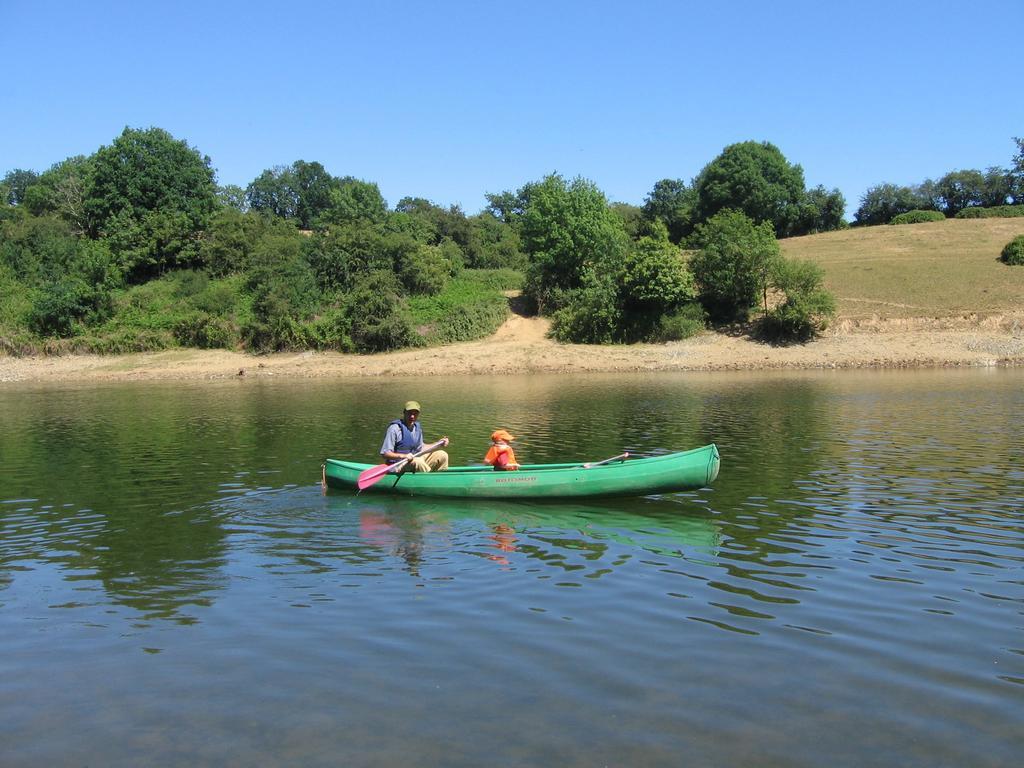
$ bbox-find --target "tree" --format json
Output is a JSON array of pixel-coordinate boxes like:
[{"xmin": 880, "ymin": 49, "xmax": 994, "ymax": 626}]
[
  {"xmin": 520, "ymin": 174, "xmax": 628, "ymax": 313},
  {"xmin": 981, "ymin": 167, "xmax": 1013, "ymax": 207},
  {"xmin": 689, "ymin": 209, "xmax": 780, "ymax": 322},
  {"xmin": 642, "ymin": 178, "xmax": 695, "ymax": 243},
  {"xmin": 1011, "ymin": 138, "xmax": 1024, "ymax": 204},
  {"xmin": 936, "ymin": 169, "xmax": 986, "ymax": 216},
  {"xmin": 323, "ymin": 178, "xmax": 387, "ymax": 226},
  {"xmin": 246, "ymin": 166, "xmax": 299, "ymax": 219},
  {"xmin": 796, "ymin": 185, "xmax": 846, "ymax": 234},
  {"xmin": 87, "ymin": 127, "xmax": 217, "ymax": 233},
  {"xmin": 23, "ymin": 156, "xmax": 92, "ymax": 232},
  {"xmin": 292, "ymin": 160, "xmax": 336, "ymax": 228},
  {"xmin": 617, "ymin": 223, "xmax": 697, "ymax": 340},
  {"xmin": 2, "ymin": 169, "xmax": 40, "ymax": 206},
  {"xmin": 693, "ymin": 141, "xmax": 807, "ymax": 237},
  {"xmin": 854, "ymin": 183, "xmax": 921, "ymax": 226}
]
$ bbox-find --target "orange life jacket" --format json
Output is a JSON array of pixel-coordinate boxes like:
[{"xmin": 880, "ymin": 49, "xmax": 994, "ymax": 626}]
[{"xmin": 484, "ymin": 443, "xmax": 519, "ymax": 470}]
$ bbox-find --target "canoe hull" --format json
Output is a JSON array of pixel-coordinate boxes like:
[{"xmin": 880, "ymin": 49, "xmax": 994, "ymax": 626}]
[{"xmin": 324, "ymin": 444, "xmax": 719, "ymax": 499}]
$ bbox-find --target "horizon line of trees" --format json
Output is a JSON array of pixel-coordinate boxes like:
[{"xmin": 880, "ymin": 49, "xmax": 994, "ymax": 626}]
[
  {"xmin": 853, "ymin": 138, "xmax": 1024, "ymax": 226},
  {"xmin": 0, "ymin": 128, "xmax": 884, "ymax": 353}
]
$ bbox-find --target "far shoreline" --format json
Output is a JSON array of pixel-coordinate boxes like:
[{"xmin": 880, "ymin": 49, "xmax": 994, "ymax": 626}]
[{"xmin": 2, "ymin": 312, "xmax": 1023, "ymax": 384}]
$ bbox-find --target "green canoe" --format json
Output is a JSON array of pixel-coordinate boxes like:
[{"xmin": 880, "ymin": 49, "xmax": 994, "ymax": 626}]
[{"xmin": 323, "ymin": 444, "xmax": 720, "ymax": 499}]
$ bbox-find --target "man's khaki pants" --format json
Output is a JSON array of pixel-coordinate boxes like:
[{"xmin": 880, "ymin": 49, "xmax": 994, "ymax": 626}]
[{"xmin": 407, "ymin": 450, "xmax": 449, "ymax": 473}]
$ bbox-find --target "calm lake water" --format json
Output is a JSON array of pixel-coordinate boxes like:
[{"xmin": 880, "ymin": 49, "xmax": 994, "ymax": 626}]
[{"xmin": 1, "ymin": 369, "xmax": 1021, "ymax": 767}]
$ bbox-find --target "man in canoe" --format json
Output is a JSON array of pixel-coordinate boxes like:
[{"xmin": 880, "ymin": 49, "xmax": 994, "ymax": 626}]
[{"xmin": 379, "ymin": 401, "xmax": 450, "ymax": 472}]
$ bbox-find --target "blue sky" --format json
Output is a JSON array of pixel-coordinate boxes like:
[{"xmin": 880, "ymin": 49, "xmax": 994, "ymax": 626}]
[{"xmin": 3, "ymin": 0, "xmax": 1021, "ymax": 217}]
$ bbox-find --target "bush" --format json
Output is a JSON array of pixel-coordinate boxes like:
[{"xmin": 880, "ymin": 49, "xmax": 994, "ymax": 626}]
[
  {"xmin": 549, "ymin": 277, "xmax": 621, "ymax": 344},
  {"xmin": 890, "ymin": 209, "xmax": 946, "ymax": 225},
  {"xmin": 27, "ymin": 277, "xmax": 107, "ymax": 336},
  {"xmin": 652, "ymin": 303, "xmax": 706, "ymax": 341},
  {"xmin": 1002, "ymin": 235, "xmax": 1024, "ymax": 265},
  {"xmin": 956, "ymin": 205, "xmax": 1024, "ymax": 219},
  {"xmin": 762, "ymin": 258, "xmax": 836, "ymax": 341},
  {"xmin": 345, "ymin": 271, "xmax": 418, "ymax": 352},
  {"xmin": 408, "ymin": 275, "xmax": 510, "ymax": 344},
  {"xmin": 689, "ymin": 210, "xmax": 780, "ymax": 323},
  {"xmin": 173, "ymin": 311, "xmax": 237, "ymax": 349}
]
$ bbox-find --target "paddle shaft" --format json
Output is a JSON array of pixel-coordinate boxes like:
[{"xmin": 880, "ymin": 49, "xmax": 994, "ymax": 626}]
[{"xmin": 582, "ymin": 452, "xmax": 629, "ymax": 469}]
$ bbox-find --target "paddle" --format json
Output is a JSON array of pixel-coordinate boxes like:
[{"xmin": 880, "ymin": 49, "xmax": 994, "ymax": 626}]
[
  {"xmin": 357, "ymin": 438, "xmax": 449, "ymax": 490},
  {"xmin": 582, "ymin": 452, "xmax": 629, "ymax": 469}
]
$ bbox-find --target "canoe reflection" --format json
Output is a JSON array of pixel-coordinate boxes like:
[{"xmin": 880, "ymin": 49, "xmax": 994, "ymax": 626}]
[{"xmin": 344, "ymin": 495, "xmax": 720, "ymax": 573}]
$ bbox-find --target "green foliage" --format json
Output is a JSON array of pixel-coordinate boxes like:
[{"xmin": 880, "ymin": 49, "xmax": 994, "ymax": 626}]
[
  {"xmin": 24, "ymin": 156, "xmax": 92, "ymax": 231},
  {"xmin": 242, "ymin": 233, "xmax": 319, "ymax": 350},
  {"xmin": 763, "ymin": 258, "xmax": 836, "ymax": 341},
  {"xmin": 323, "ymin": 178, "xmax": 388, "ymax": 226},
  {"xmin": 549, "ymin": 274, "xmax": 621, "ymax": 344},
  {"xmin": 689, "ymin": 210, "xmax": 781, "ymax": 323},
  {"xmin": 459, "ymin": 268, "xmax": 523, "ymax": 291},
  {"xmin": 936, "ymin": 169, "xmax": 986, "ymax": 216},
  {"xmin": 854, "ymin": 183, "xmax": 924, "ymax": 225},
  {"xmin": 345, "ymin": 271, "xmax": 418, "ymax": 353},
  {"xmin": 0, "ymin": 214, "xmax": 80, "ymax": 282},
  {"xmin": 463, "ymin": 212, "xmax": 527, "ymax": 269},
  {"xmin": 797, "ymin": 185, "xmax": 846, "ymax": 234},
  {"xmin": 27, "ymin": 276, "xmax": 113, "ymax": 336},
  {"xmin": 642, "ymin": 178, "xmax": 695, "ymax": 243},
  {"xmin": 396, "ymin": 242, "xmax": 450, "ymax": 296},
  {"xmin": 408, "ymin": 273, "xmax": 511, "ymax": 344},
  {"xmin": 520, "ymin": 174, "xmax": 628, "ymax": 313},
  {"xmin": 891, "ymin": 209, "xmax": 946, "ymax": 225},
  {"xmin": 173, "ymin": 311, "xmax": 237, "ymax": 349},
  {"xmin": 87, "ymin": 127, "xmax": 217, "ymax": 237},
  {"xmin": 955, "ymin": 205, "xmax": 1024, "ymax": 219},
  {"xmin": 693, "ymin": 141, "xmax": 808, "ymax": 237},
  {"xmin": 2, "ymin": 169, "xmax": 40, "ymax": 205},
  {"xmin": 651, "ymin": 303, "xmax": 706, "ymax": 342},
  {"xmin": 1001, "ymin": 235, "xmax": 1024, "ymax": 266},
  {"xmin": 618, "ymin": 229, "xmax": 697, "ymax": 341}
]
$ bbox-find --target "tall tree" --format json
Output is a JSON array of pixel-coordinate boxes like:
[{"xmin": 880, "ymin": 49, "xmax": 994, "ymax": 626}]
[
  {"xmin": 86, "ymin": 127, "xmax": 217, "ymax": 233},
  {"xmin": 693, "ymin": 141, "xmax": 807, "ymax": 237}
]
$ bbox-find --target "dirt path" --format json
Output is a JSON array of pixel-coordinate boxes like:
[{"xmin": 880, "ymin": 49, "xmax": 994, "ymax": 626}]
[{"xmin": 2, "ymin": 300, "xmax": 1024, "ymax": 383}]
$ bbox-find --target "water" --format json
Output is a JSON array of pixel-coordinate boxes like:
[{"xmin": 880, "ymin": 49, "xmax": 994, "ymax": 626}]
[{"xmin": 1, "ymin": 370, "xmax": 1021, "ymax": 767}]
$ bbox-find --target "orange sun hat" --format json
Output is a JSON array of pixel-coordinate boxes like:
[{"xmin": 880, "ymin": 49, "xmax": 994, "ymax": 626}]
[{"xmin": 491, "ymin": 429, "xmax": 515, "ymax": 442}]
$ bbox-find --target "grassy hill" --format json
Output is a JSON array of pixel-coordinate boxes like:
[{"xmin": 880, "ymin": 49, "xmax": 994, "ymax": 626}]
[{"xmin": 780, "ymin": 218, "xmax": 1024, "ymax": 320}]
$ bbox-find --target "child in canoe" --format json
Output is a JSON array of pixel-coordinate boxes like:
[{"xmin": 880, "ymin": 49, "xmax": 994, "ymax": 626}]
[{"xmin": 485, "ymin": 429, "xmax": 520, "ymax": 471}]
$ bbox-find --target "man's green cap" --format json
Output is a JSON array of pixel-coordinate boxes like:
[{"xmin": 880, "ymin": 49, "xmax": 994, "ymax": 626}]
[{"xmin": 404, "ymin": 400, "xmax": 421, "ymax": 412}]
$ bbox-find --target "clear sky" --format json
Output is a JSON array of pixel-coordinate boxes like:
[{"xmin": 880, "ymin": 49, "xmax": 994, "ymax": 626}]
[{"xmin": 3, "ymin": 0, "xmax": 1022, "ymax": 217}]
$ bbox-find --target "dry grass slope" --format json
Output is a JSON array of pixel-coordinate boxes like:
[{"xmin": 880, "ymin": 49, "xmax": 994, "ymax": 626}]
[{"xmin": 780, "ymin": 218, "xmax": 1024, "ymax": 319}]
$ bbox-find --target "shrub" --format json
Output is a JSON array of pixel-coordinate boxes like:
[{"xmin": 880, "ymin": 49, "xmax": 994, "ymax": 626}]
[
  {"xmin": 345, "ymin": 271, "xmax": 418, "ymax": 352},
  {"xmin": 27, "ymin": 278, "xmax": 100, "ymax": 336},
  {"xmin": 890, "ymin": 209, "xmax": 946, "ymax": 225},
  {"xmin": 689, "ymin": 210, "xmax": 780, "ymax": 323},
  {"xmin": 956, "ymin": 205, "xmax": 1024, "ymax": 219},
  {"xmin": 652, "ymin": 303, "xmax": 706, "ymax": 342},
  {"xmin": 173, "ymin": 311, "xmax": 237, "ymax": 349},
  {"xmin": 1002, "ymin": 235, "xmax": 1024, "ymax": 266},
  {"xmin": 763, "ymin": 258, "xmax": 836, "ymax": 342},
  {"xmin": 549, "ymin": 277, "xmax": 621, "ymax": 344}
]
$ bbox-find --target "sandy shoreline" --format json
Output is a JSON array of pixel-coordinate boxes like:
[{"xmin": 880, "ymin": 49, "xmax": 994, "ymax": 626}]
[{"xmin": 3, "ymin": 311, "xmax": 1023, "ymax": 383}]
